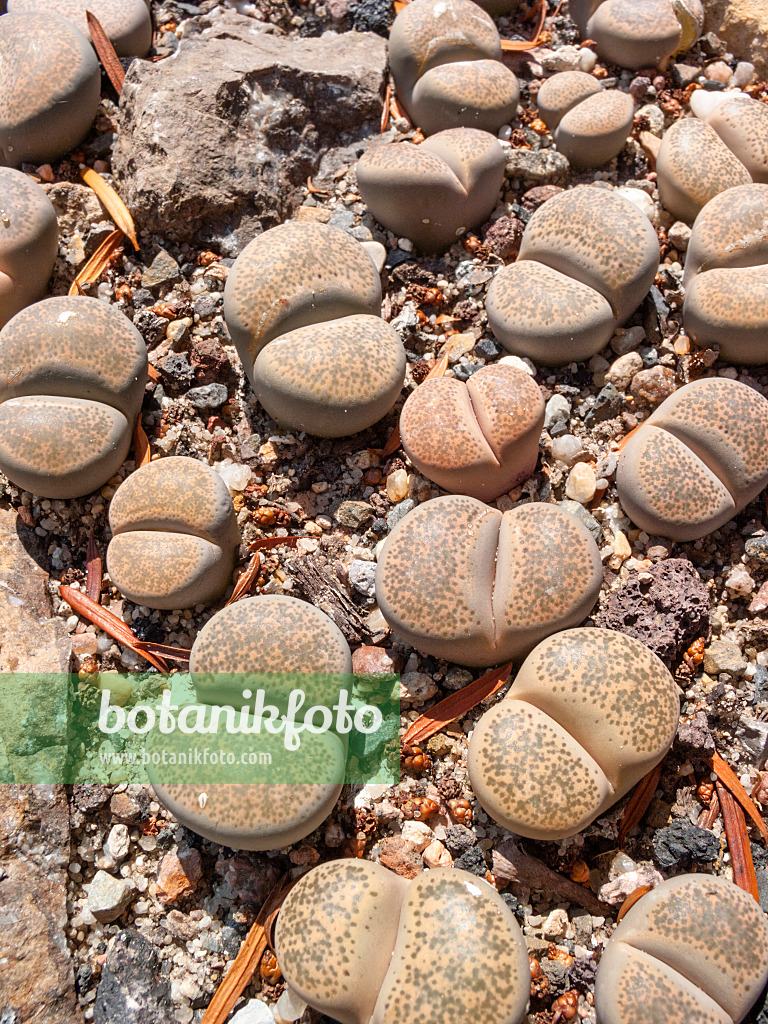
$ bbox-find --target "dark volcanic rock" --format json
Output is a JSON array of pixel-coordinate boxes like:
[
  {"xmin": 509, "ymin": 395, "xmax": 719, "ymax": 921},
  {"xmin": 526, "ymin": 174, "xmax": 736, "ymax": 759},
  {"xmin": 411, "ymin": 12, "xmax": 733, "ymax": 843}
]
[
  {"xmin": 94, "ymin": 930, "xmax": 173, "ymax": 1024},
  {"xmin": 595, "ymin": 557, "xmax": 710, "ymax": 667},
  {"xmin": 653, "ymin": 818, "xmax": 720, "ymax": 868},
  {"xmin": 113, "ymin": 10, "xmax": 387, "ymax": 250}
]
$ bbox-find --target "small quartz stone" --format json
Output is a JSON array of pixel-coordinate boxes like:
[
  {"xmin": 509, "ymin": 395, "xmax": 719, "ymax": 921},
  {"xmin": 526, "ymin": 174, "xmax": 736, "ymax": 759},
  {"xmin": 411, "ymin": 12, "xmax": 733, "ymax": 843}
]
[{"xmin": 565, "ymin": 463, "xmax": 597, "ymax": 504}]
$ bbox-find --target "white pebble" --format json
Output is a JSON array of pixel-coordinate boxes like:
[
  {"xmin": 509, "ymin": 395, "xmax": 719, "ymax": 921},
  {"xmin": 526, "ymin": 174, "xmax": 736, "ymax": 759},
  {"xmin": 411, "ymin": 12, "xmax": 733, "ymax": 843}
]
[{"xmin": 565, "ymin": 463, "xmax": 597, "ymax": 504}]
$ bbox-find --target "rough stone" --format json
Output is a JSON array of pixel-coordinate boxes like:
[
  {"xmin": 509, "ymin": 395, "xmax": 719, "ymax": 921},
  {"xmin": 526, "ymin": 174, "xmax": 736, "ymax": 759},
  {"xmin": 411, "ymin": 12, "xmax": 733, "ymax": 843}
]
[
  {"xmin": 378, "ymin": 835, "xmax": 422, "ymax": 878},
  {"xmin": 88, "ymin": 870, "xmax": 134, "ymax": 923},
  {"xmin": 334, "ymin": 500, "xmax": 374, "ymax": 529},
  {"xmin": 141, "ymin": 248, "xmax": 181, "ymax": 290},
  {"xmin": 93, "ymin": 929, "xmax": 173, "ymax": 1024},
  {"xmin": 629, "ymin": 365, "xmax": 676, "ymax": 405},
  {"xmin": 113, "ymin": 9, "xmax": 387, "ymax": 247},
  {"xmin": 595, "ymin": 558, "xmax": 710, "ymax": 667},
  {"xmin": 504, "ymin": 148, "xmax": 570, "ymax": 186},
  {"xmin": 0, "ymin": 785, "xmax": 80, "ymax": 1024},
  {"xmin": 675, "ymin": 711, "xmax": 716, "ymax": 758},
  {"xmin": 703, "ymin": 638, "xmax": 748, "ymax": 677},
  {"xmin": 443, "ymin": 823, "xmax": 476, "ymax": 857},
  {"xmin": 348, "ymin": 559, "xmax": 377, "ymax": 598},
  {"xmin": 454, "ymin": 845, "xmax": 487, "ymax": 876},
  {"xmin": 701, "ymin": 0, "xmax": 768, "ymax": 79},
  {"xmin": 186, "ymin": 383, "xmax": 229, "ymax": 409},
  {"xmin": 653, "ymin": 818, "xmax": 720, "ymax": 868},
  {"xmin": 156, "ymin": 849, "xmax": 203, "ymax": 904},
  {"xmin": 110, "ymin": 787, "xmax": 150, "ymax": 823}
]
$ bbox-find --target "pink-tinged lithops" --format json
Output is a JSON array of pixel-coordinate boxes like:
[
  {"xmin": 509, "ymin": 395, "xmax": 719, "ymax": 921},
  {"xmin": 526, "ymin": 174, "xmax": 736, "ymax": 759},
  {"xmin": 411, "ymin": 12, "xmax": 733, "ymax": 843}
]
[
  {"xmin": 683, "ymin": 184, "xmax": 768, "ymax": 363},
  {"xmin": 0, "ymin": 13, "xmax": 101, "ymax": 167},
  {"xmin": 467, "ymin": 628, "xmax": 679, "ymax": 839},
  {"xmin": 7, "ymin": 0, "xmax": 152, "ymax": 57},
  {"xmin": 656, "ymin": 118, "xmax": 752, "ymax": 223},
  {"xmin": 0, "ymin": 296, "xmax": 147, "ymax": 498},
  {"xmin": 399, "ymin": 364, "xmax": 544, "ymax": 501},
  {"xmin": 0, "ymin": 167, "xmax": 58, "ymax": 329},
  {"xmin": 275, "ymin": 860, "xmax": 531, "ymax": 1024},
  {"xmin": 356, "ymin": 128, "xmax": 506, "ymax": 253},
  {"xmin": 569, "ymin": 0, "xmax": 703, "ymax": 70},
  {"xmin": 616, "ymin": 378, "xmax": 768, "ymax": 541},
  {"xmin": 388, "ymin": 0, "xmax": 520, "ymax": 136},
  {"xmin": 223, "ymin": 222, "xmax": 405, "ymax": 437},
  {"xmin": 486, "ymin": 187, "xmax": 659, "ymax": 364},
  {"xmin": 150, "ymin": 595, "xmax": 352, "ymax": 850},
  {"xmin": 595, "ymin": 874, "xmax": 768, "ymax": 1024},
  {"xmin": 536, "ymin": 73, "xmax": 634, "ymax": 169},
  {"xmin": 694, "ymin": 92, "xmax": 768, "ymax": 185},
  {"xmin": 106, "ymin": 456, "xmax": 241, "ymax": 609},
  {"xmin": 375, "ymin": 495, "xmax": 602, "ymax": 667}
]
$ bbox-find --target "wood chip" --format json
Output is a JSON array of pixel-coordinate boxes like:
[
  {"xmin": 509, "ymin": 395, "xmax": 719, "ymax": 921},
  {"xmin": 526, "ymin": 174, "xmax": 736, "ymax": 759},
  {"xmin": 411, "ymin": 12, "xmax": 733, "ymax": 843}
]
[
  {"xmin": 617, "ymin": 885, "xmax": 652, "ymax": 922},
  {"xmin": 287, "ymin": 556, "xmax": 376, "ymax": 644},
  {"xmin": 500, "ymin": 0, "xmax": 547, "ymax": 50},
  {"xmin": 716, "ymin": 780, "xmax": 760, "ymax": 902},
  {"xmin": 492, "ymin": 838, "xmax": 606, "ymax": 915},
  {"xmin": 306, "ymin": 176, "xmax": 329, "ymax": 197},
  {"xmin": 80, "ymin": 167, "xmax": 139, "ymax": 250},
  {"xmin": 226, "ymin": 551, "xmax": 262, "ymax": 606},
  {"xmin": 201, "ymin": 874, "xmax": 299, "ymax": 1024},
  {"xmin": 618, "ymin": 762, "xmax": 663, "ymax": 846},
  {"xmin": 68, "ymin": 228, "xmax": 125, "ymax": 295},
  {"xmin": 86, "ymin": 10, "xmax": 125, "ymax": 94},
  {"xmin": 147, "ymin": 363, "xmax": 161, "ymax": 383},
  {"xmin": 709, "ymin": 751, "xmax": 768, "ymax": 844},
  {"xmin": 133, "ymin": 414, "xmax": 151, "ymax": 468},
  {"xmin": 134, "ymin": 641, "xmax": 191, "ymax": 664},
  {"xmin": 76, "ymin": 530, "xmax": 103, "ymax": 634},
  {"xmin": 381, "ymin": 82, "xmax": 392, "ymax": 134},
  {"xmin": 402, "ymin": 662, "xmax": 512, "ymax": 748},
  {"xmin": 247, "ymin": 536, "xmax": 301, "ymax": 553}
]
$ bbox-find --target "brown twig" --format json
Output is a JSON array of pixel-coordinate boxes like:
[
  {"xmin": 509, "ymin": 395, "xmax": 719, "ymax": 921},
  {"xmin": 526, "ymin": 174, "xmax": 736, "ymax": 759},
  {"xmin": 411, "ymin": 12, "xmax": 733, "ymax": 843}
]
[
  {"xmin": 618, "ymin": 762, "xmax": 663, "ymax": 846},
  {"xmin": 492, "ymin": 839, "xmax": 606, "ymax": 915},
  {"xmin": 716, "ymin": 781, "xmax": 760, "ymax": 902},
  {"xmin": 247, "ymin": 536, "xmax": 301, "ymax": 553},
  {"xmin": 201, "ymin": 874, "xmax": 299, "ymax": 1024},
  {"xmin": 80, "ymin": 168, "xmax": 139, "ymax": 250},
  {"xmin": 134, "ymin": 641, "xmax": 190, "ymax": 664},
  {"xmin": 133, "ymin": 414, "xmax": 151, "ymax": 468},
  {"xmin": 709, "ymin": 751, "xmax": 768, "ymax": 843},
  {"xmin": 86, "ymin": 10, "xmax": 126, "ymax": 94},
  {"xmin": 617, "ymin": 885, "xmax": 652, "ymax": 922},
  {"xmin": 68, "ymin": 229, "xmax": 125, "ymax": 295},
  {"xmin": 381, "ymin": 82, "xmax": 392, "ymax": 133},
  {"xmin": 76, "ymin": 531, "xmax": 103, "ymax": 634},
  {"xmin": 698, "ymin": 788, "xmax": 720, "ymax": 831},
  {"xmin": 500, "ymin": 0, "xmax": 547, "ymax": 51},
  {"xmin": 402, "ymin": 663, "xmax": 512, "ymax": 748},
  {"xmin": 226, "ymin": 552, "xmax": 262, "ymax": 606}
]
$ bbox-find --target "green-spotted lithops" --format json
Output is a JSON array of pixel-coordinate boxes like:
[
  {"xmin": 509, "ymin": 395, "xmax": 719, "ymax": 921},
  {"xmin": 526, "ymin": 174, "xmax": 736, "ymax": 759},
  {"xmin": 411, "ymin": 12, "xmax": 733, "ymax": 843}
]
[
  {"xmin": 356, "ymin": 128, "xmax": 506, "ymax": 253},
  {"xmin": 595, "ymin": 874, "xmax": 768, "ymax": 1024},
  {"xmin": 569, "ymin": 0, "xmax": 703, "ymax": 70},
  {"xmin": 7, "ymin": 0, "xmax": 152, "ymax": 56},
  {"xmin": 683, "ymin": 183, "xmax": 768, "ymax": 363},
  {"xmin": 536, "ymin": 72, "xmax": 634, "ymax": 169},
  {"xmin": 0, "ymin": 12, "xmax": 101, "ymax": 167},
  {"xmin": 0, "ymin": 296, "xmax": 147, "ymax": 498},
  {"xmin": 467, "ymin": 628, "xmax": 679, "ymax": 839},
  {"xmin": 485, "ymin": 186, "xmax": 660, "ymax": 364},
  {"xmin": 0, "ymin": 167, "xmax": 58, "ymax": 329},
  {"xmin": 388, "ymin": 0, "xmax": 520, "ymax": 136},
  {"xmin": 616, "ymin": 378, "xmax": 768, "ymax": 541},
  {"xmin": 399, "ymin": 364, "xmax": 545, "ymax": 501},
  {"xmin": 375, "ymin": 495, "xmax": 603, "ymax": 667},
  {"xmin": 106, "ymin": 456, "xmax": 240, "ymax": 610},
  {"xmin": 223, "ymin": 222, "xmax": 405, "ymax": 437},
  {"xmin": 275, "ymin": 860, "xmax": 531, "ymax": 1024},
  {"xmin": 149, "ymin": 595, "xmax": 353, "ymax": 850}
]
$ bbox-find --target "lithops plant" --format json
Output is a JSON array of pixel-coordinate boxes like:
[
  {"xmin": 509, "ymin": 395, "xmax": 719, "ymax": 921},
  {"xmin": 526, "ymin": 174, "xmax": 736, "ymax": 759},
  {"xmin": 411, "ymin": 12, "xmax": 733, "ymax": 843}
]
[
  {"xmin": 0, "ymin": 296, "xmax": 147, "ymax": 498},
  {"xmin": 683, "ymin": 183, "xmax": 768, "ymax": 363},
  {"xmin": 616, "ymin": 378, "xmax": 768, "ymax": 541},
  {"xmin": 150, "ymin": 595, "xmax": 353, "ymax": 850},
  {"xmin": 223, "ymin": 222, "xmax": 406, "ymax": 437},
  {"xmin": 388, "ymin": 0, "xmax": 520, "ymax": 136},
  {"xmin": 467, "ymin": 628, "xmax": 679, "ymax": 839},
  {"xmin": 7, "ymin": 0, "xmax": 152, "ymax": 56},
  {"xmin": 595, "ymin": 874, "xmax": 768, "ymax": 1024},
  {"xmin": 485, "ymin": 186, "xmax": 660, "ymax": 364},
  {"xmin": 569, "ymin": 0, "xmax": 703, "ymax": 70},
  {"xmin": 0, "ymin": 12, "xmax": 101, "ymax": 167},
  {"xmin": 106, "ymin": 456, "xmax": 241, "ymax": 610},
  {"xmin": 536, "ymin": 72, "xmax": 634, "ymax": 169},
  {"xmin": 695, "ymin": 92, "xmax": 768, "ymax": 184},
  {"xmin": 656, "ymin": 117, "xmax": 752, "ymax": 223},
  {"xmin": 356, "ymin": 128, "xmax": 506, "ymax": 253},
  {"xmin": 275, "ymin": 860, "xmax": 531, "ymax": 1024},
  {"xmin": 375, "ymin": 495, "xmax": 602, "ymax": 667},
  {"xmin": 0, "ymin": 167, "xmax": 58, "ymax": 329},
  {"xmin": 399, "ymin": 364, "xmax": 545, "ymax": 501}
]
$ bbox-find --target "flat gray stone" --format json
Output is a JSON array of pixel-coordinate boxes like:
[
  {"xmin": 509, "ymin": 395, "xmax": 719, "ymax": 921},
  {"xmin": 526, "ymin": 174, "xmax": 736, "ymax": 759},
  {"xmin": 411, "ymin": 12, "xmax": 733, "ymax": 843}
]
[{"xmin": 88, "ymin": 870, "xmax": 134, "ymax": 924}]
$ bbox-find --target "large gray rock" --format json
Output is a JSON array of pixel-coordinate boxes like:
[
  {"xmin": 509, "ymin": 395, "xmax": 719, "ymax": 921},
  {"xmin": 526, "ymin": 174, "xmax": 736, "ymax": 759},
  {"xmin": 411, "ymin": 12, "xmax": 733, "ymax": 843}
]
[{"xmin": 113, "ymin": 11, "xmax": 387, "ymax": 251}]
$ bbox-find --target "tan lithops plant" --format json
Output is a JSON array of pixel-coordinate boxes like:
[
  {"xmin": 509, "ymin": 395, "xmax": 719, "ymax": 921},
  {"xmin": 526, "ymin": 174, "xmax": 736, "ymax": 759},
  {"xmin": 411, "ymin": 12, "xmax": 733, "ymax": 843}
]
[
  {"xmin": 0, "ymin": 167, "xmax": 58, "ymax": 329},
  {"xmin": 150, "ymin": 595, "xmax": 353, "ymax": 850},
  {"xmin": 694, "ymin": 92, "xmax": 768, "ymax": 185},
  {"xmin": 375, "ymin": 495, "xmax": 602, "ymax": 667},
  {"xmin": 399, "ymin": 364, "xmax": 544, "ymax": 501},
  {"xmin": 656, "ymin": 117, "xmax": 752, "ymax": 223},
  {"xmin": 486, "ymin": 186, "xmax": 659, "ymax": 364},
  {"xmin": 536, "ymin": 72, "xmax": 634, "ymax": 169},
  {"xmin": 388, "ymin": 0, "xmax": 520, "ymax": 137},
  {"xmin": 595, "ymin": 874, "xmax": 768, "ymax": 1024},
  {"xmin": 616, "ymin": 378, "xmax": 768, "ymax": 541},
  {"xmin": 275, "ymin": 860, "xmax": 531, "ymax": 1024},
  {"xmin": 0, "ymin": 296, "xmax": 147, "ymax": 498},
  {"xmin": 0, "ymin": 12, "xmax": 101, "ymax": 167},
  {"xmin": 7, "ymin": 0, "xmax": 152, "ymax": 57},
  {"xmin": 569, "ymin": 0, "xmax": 703, "ymax": 69},
  {"xmin": 106, "ymin": 456, "xmax": 241, "ymax": 609},
  {"xmin": 683, "ymin": 183, "xmax": 768, "ymax": 363},
  {"xmin": 223, "ymin": 222, "xmax": 406, "ymax": 437},
  {"xmin": 467, "ymin": 628, "xmax": 679, "ymax": 839},
  {"xmin": 356, "ymin": 127, "xmax": 506, "ymax": 253}
]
